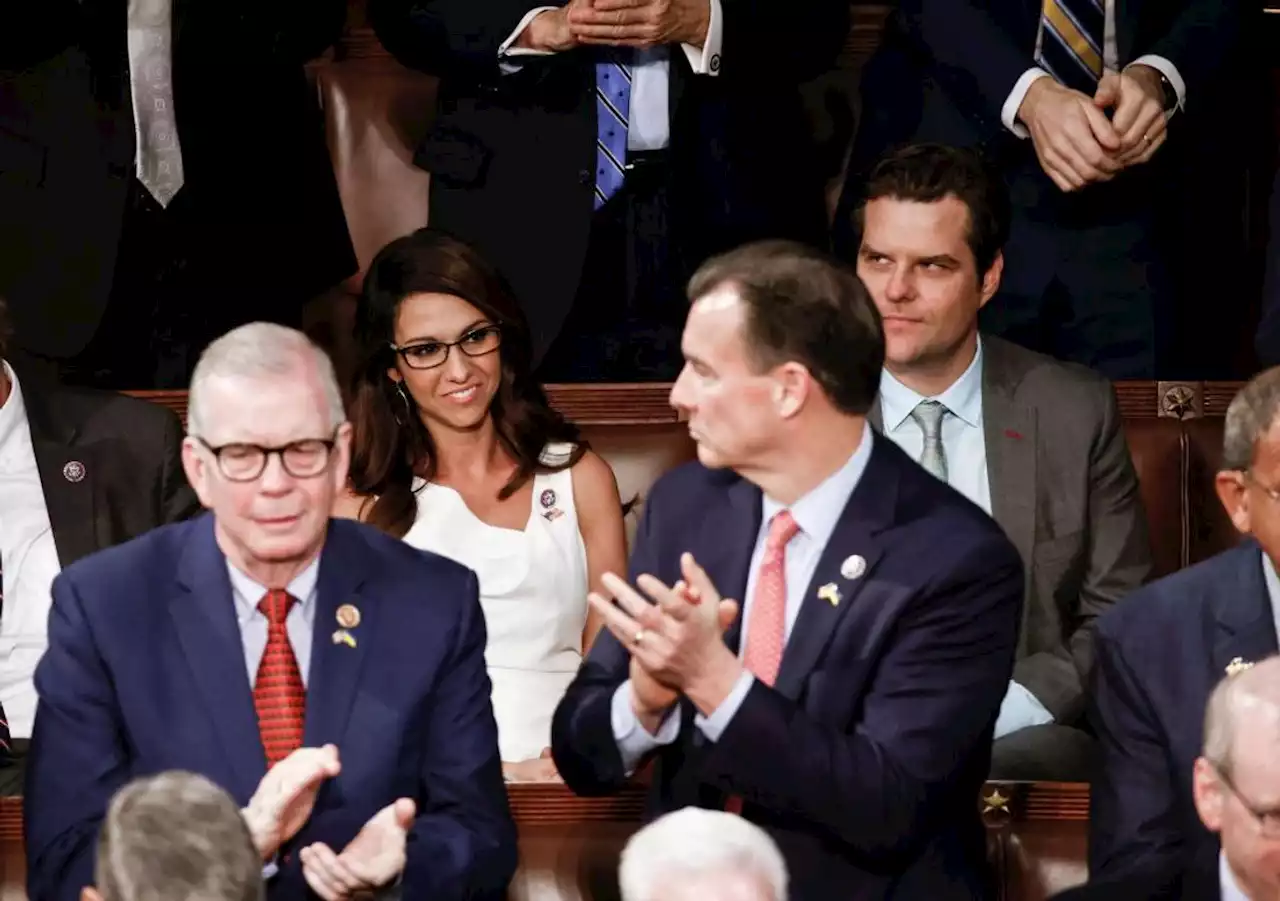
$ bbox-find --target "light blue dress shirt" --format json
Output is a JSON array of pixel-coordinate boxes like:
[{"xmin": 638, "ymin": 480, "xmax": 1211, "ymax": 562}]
[
  {"xmin": 878, "ymin": 341, "xmax": 1053, "ymax": 738},
  {"xmin": 227, "ymin": 557, "xmax": 319, "ymax": 689},
  {"xmin": 1261, "ymin": 551, "xmax": 1280, "ymax": 644},
  {"xmin": 499, "ymin": 3, "xmax": 723, "ymax": 152},
  {"xmin": 609, "ymin": 428, "xmax": 875, "ymax": 773}
]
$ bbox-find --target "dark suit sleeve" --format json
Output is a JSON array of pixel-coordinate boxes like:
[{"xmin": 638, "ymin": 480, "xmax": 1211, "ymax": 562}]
[
  {"xmin": 897, "ymin": 1, "xmax": 1035, "ymax": 125},
  {"xmin": 24, "ymin": 576, "xmax": 130, "ymax": 901},
  {"xmin": 1014, "ymin": 383, "xmax": 1152, "ymax": 722},
  {"xmin": 367, "ymin": 0, "xmax": 562, "ymax": 80},
  {"xmin": 1087, "ymin": 625, "xmax": 1182, "ymax": 881},
  {"xmin": 1136, "ymin": 3, "xmax": 1239, "ymax": 101},
  {"xmin": 238, "ymin": 0, "xmax": 349, "ymax": 64},
  {"xmin": 718, "ymin": 0, "xmax": 849, "ymax": 82},
  {"xmin": 402, "ymin": 569, "xmax": 518, "ymax": 900},
  {"xmin": 155, "ymin": 409, "xmax": 202, "ymax": 525},
  {"xmin": 701, "ymin": 534, "xmax": 1022, "ymax": 857},
  {"xmin": 551, "ymin": 486, "xmax": 665, "ymax": 794}
]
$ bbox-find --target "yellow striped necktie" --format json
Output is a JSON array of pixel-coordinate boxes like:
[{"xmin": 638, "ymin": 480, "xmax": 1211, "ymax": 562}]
[{"xmin": 1036, "ymin": 0, "xmax": 1105, "ymax": 95}]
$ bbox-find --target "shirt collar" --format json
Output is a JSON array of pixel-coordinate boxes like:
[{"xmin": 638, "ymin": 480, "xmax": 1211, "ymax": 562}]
[
  {"xmin": 227, "ymin": 554, "xmax": 322, "ymax": 625},
  {"xmin": 879, "ymin": 337, "xmax": 985, "ymax": 431},
  {"xmin": 1261, "ymin": 550, "xmax": 1280, "ymax": 631},
  {"xmin": 1220, "ymin": 850, "xmax": 1251, "ymax": 901},
  {"xmin": 0, "ymin": 361, "xmax": 29, "ymax": 461},
  {"xmin": 761, "ymin": 427, "xmax": 874, "ymax": 549}
]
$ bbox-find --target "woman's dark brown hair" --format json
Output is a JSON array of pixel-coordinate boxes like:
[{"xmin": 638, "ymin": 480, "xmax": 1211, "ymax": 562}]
[{"xmin": 347, "ymin": 227, "xmax": 585, "ymax": 537}]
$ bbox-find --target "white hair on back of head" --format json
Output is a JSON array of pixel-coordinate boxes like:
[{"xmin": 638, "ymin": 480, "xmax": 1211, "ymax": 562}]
[
  {"xmin": 187, "ymin": 322, "xmax": 345, "ymax": 438},
  {"xmin": 618, "ymin": 807, "xmax": 788, "ymax": 901}
]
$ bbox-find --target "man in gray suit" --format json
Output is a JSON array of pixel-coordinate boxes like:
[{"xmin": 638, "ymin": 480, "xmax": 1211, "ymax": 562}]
[{"xmin": 849, "ymin": 144, "xmax": 1153, "ymax": 780}]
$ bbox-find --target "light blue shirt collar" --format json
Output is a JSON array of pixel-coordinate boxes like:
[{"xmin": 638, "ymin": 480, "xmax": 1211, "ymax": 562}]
[
  {"xmin": 227, "ymin": 555, "xmax": 321, "ymax": 626},
  {"xmin": 1260, "ymin": 551, "xmax": 1280, "ymax": 645},
  {"xmin": 879, "ymin": 337, "xmax": 984, "ymax": 431},
  {"xmin": 761, "ymin": 427, "xmax": 874, "ymax": 547}
]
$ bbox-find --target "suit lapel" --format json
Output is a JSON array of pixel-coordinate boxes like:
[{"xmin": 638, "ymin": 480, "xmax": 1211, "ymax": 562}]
[
  {"xmin": 981, "ymin": 341, "xmax": 1037, "ymax": 568},
  {"xmin": 172, "ymin": 516, "xmax": 266, "ymax": 801},
  {"xmin": 303, "ymin": 522, "xmax": 373, "ymax": 749},
  {"xmin": 21, "ymin": 378, "xmax": 101, "ymax": 568},
  {"xmin": 774, "ymin": 434, "xmax": 897, "ymax": 700},
  {"xmin": 704, "ymin": 479, "xmax": 763, "ymax": 657},
  {"xmin": 1210, "ymin": 542, "xmax": 1280, "ymax": 679}
]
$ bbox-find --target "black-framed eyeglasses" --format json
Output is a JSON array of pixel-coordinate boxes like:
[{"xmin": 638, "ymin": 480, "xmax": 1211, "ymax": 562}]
[
  {"xmin": 390, "ymin": 325, "xmax": 502, "ymax": 371},
  {"xmin": 195, "ymin": 432, "xmax": 338, "ymax": 483},
  {"xmin": 1215, "ymin": 763, "xmax": 1280, "ymax": 838}
]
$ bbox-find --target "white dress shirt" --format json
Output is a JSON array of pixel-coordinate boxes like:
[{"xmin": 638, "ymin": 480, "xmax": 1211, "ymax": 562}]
[
  {"xmin": 877, "ymin": 341, "xmax": 1054, "ymax": 738},
  {"xmin": 609, "ymin": 428, "xmax": 875, "ymax": 773},
  {"xmin": 1221, "ymin": 850, "xmax": 1251, "ymax": 901},
  {"xmin": 0, "ymin": 364, "xmax": 62, "ymax": 739},
  {"xmin": 500, "ymin": 1, "xmax": 724, "ymax": 151},
  {"xmin": 1001, "ymin": 0, "xmax": 1186, "ymax": 138}
]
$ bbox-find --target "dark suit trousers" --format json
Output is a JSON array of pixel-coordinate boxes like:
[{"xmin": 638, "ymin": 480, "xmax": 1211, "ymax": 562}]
[
  {"xmin": 0, "ymin": 739, "xmax": 29, "ymax": 797},
  {"xmin": 536, "ymin": 151, "xmax": 685, "ymax": 383},
  {"xmin": 979, "ymin": 201, "xmax": 1165, "ymax": 380},
  {"xmin": 990, "ymin": 725, "xmax": 1098, "ymax": 782}
]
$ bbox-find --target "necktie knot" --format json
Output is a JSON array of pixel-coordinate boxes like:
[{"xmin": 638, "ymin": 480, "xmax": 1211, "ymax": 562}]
[
  {"xmin": 766, "ymin": 510, "xmax": 800, "ymax": 553},
  {"xmin": 258, "ymin": 590, "xmax": 295, "ymax": 627},
  {"xmin": 909, "ymin": 399, "xmax": 949, "ymax": 438}
]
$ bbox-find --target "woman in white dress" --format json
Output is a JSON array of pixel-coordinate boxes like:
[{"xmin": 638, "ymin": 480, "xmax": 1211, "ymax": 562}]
[{"xmin": 335, "ymin": 228, "xmax": 628, "ymax": 782}]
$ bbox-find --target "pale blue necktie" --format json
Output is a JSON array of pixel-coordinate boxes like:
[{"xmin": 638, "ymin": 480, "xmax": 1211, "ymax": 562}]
[
  {"xmin": 594, "ymin": 52, "xmax": 631, "ymax": 210},
  {"xmin": 910, "ymin": 399, "xmax": 950, "ymax": 482}
]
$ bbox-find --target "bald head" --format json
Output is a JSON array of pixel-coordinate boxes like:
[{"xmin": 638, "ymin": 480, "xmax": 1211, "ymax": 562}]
[{"xmin": 1204, "ymin": 655, "xmax": 1280, "ymax": 777}]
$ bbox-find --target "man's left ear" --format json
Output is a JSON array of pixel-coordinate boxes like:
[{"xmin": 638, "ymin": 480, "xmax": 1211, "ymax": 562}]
[
  {"xmin": 774, "ymin": 364, "xmax": 809, "ymax": 419},
  {"xmin": 979, "ymin": 251, "xmax": 1004, "ymax": 309}
]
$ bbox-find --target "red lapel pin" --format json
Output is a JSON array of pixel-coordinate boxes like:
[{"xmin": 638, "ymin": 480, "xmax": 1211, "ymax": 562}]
[{"xmin": 1004, "ymin": 429, "xmax": 1024, "ymax": 440}]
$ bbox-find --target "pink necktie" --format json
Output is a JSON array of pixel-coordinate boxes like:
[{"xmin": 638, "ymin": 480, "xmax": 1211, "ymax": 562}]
[{"xmin": 742, "ymin": 510, "xmax": 800, "ymax": 686}]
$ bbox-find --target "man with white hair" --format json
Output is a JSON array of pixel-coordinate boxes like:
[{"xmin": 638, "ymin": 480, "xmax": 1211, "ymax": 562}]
[
  {"xmin": 1057, "ymin": 655, "xmax": 1280, "ymax": 900},
  {"xmin": 25, "ymin": 323, "xmax": 517, "ymax": 901},
  {"xmin": 619, "ymin": 808, "xmax": 788, "ymax": 901}
]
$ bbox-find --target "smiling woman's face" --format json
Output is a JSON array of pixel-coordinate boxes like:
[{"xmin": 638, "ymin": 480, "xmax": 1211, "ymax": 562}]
[{"xmin": 387, "ymin": 292, "xmax": 503, "ymax": 433}]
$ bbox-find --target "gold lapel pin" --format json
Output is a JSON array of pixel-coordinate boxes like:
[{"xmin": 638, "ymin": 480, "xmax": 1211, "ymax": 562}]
[
  {"xmin": 332, "ymin": 629, "xmax": 357, "ymax": 648},
  {"xmin": 817, "ymin": 583, "xmax": 842, "ymax": 607},
  {"xmin": 1226, "ymin": 656, "xmax": 1254, "ymax": 677},
  {"xmin": 336, "ymin": 604, "xmax": 361, "ymax": 630}
]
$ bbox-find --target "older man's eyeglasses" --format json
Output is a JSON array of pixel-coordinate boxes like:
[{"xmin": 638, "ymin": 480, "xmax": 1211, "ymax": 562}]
[
  {"xmin": 1244, "ymin": 470, "xmax": 1280, "ymax": 504},
  {"xmin": 390, "ymin": 325, "xmax": 502, "ymax": 371},
  {"xmin": 195, "ymin": 433, "xmax": 338, "ymax": 483},
  {"xmin": 1216, "ymin": 764, "xmax": 1280, "ymax": 839}
]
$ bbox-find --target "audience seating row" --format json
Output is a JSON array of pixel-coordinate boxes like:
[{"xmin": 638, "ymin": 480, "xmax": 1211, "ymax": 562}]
[{"xmin": 0, "ymin": 379, "xmax": 1243, "ymax": 901}]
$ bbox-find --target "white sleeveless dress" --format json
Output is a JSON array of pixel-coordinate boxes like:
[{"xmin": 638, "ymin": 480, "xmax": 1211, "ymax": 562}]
[{"xmin": 401, "ymin": 443, "xmax": 589, "ymax": 762}]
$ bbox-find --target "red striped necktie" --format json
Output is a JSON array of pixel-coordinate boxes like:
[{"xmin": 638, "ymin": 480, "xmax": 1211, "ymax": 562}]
[{"xmin": 254, "ymin": 589, "xmax": 305, "ymax": 767}]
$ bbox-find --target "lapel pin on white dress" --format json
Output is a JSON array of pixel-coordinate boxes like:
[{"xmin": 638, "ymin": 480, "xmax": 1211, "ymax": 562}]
[{"xmin": 840, "ymin": 554, "xmax": 866, "ymax": 580}]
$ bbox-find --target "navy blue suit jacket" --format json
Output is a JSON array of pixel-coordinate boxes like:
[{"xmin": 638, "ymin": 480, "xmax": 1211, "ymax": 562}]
[
  {"xmin": 551, "ymin": 435, "xmax": 1024, "ymax": 900},
  {"xmin": 24, "ymin": 514, "xmax": 517, "ymax": 901},
  {"xmin": 1088, "ymin": 539, "xmax": 1277, "ymax": 883}
]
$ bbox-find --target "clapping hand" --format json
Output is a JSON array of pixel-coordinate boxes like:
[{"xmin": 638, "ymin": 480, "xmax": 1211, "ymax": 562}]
[
  {"xmin": 242, "ymin": 745, "xmax": 342, "ymax": 860},
  {"xmin": 590, "ymin": 553, "xmax": 743, "ymax": 717},
  {"xmin": 299, "ymin": 798, "xmax": 416, "ymax": 901},
  {"xmin": 1093, "ymin": 66, "xmax": 1169, "ymax": 168}
]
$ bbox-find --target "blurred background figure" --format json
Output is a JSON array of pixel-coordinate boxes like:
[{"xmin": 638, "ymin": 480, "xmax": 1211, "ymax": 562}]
[{"xmin": 619, "ymin": 808, "xmax": 788, "ymax": 901}]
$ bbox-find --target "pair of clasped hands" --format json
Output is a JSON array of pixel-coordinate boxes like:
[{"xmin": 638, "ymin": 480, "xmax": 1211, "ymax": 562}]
[
  {"xmin": 241, "ymin": 744, "xmax": 413, "ymax": 901},
  {"xmin": 591, "ymin": 552, "xmax": 745, "ymax": 732},
  {"xmin": 517, "ymin": 0, "xmax": 712, "ymax": 54},
  {"xmin": 1019, "ymin": 64, "xmax": 1173, "ymax": 193}
]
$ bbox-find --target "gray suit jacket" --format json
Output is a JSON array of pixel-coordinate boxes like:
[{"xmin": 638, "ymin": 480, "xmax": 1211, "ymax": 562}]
[{"xmin": 870, "ymin": 336, "xmax": 1152, "ymax": 723}]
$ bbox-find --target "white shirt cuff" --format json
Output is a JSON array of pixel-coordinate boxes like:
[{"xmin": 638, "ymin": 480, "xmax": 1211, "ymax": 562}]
[
  {"xmin": 993, "ymin": 679, "xmax": 1056, "ymax": 739},
  {"xmin": 1002, "ymin": 67, "xmax": 1051, "ymax": 138},
  {"xmin": 679, "ymin": 0, "xmax": 723, "ymax": 76},
  {"xmin": 693, "ymin": 670, "xmax": 754, "ymax": 741},
  {"xmin": 499, "ymin": 6, "xmax": 557, "ymax": 73},
  {"xmin": 611, "ymin": 681, "xmax": 680, "ymax": 774},
  {"xmin": 1127, "ymin": 54, "xmax": 1186, "ymax": 114}
]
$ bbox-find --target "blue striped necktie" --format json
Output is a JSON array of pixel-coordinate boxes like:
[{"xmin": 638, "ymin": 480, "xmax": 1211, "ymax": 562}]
[
  {"xmin": 594, "ymin": 51, "xmax": 632, "ymax": 211},
  {"xmin": 1036, "ymin": 0, "xmax": 1105, "ymax": 96}
]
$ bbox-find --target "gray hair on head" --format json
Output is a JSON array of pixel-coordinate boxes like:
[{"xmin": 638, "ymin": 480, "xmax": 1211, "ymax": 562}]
[
  {"xmin": 1222, "ymin": 368, "xmax": 1280, "ymax": 472},
  {"xmin": 1203, "ymin": 655, "xmax": 1280, "ymax": 778},
  {"xmin": 187, "ymin": 322, "xmax": 345, "ymax": 438},
  {"xmin": 95, "ymin": 770, "xmax": 263, "ymax": 901},
  {"xmin": 618, "ymin": 807, "xmax": 788, "ymax": 901}
]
